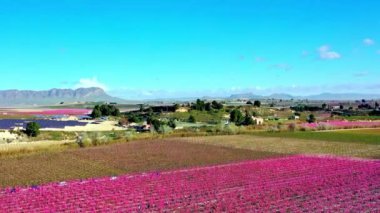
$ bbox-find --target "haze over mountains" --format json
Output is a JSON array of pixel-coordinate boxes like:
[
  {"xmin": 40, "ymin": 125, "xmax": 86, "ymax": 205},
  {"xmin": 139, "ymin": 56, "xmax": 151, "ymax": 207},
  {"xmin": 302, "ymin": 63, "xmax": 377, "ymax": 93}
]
[
  {"xmin": 0, "ymin": 87, "xmax": 379, "ymax": 107},
  {"xmin": 229, "ymin": 93, "xmax": 380, "ymax": 101},
  {"xmin": 0, "ymin": 87, "xmax": 123, "ymax": 106}
]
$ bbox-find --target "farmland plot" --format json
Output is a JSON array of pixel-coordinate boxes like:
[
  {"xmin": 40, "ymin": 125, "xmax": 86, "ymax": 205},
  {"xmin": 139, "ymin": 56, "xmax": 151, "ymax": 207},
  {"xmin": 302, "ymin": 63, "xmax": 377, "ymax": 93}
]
[
  {"xmin": 0, "ymin": 156, "xmax": 379, "ymax": 212},
  {"xmin": 0, "ymin": 140, "xmax": 283, "ymax": 187},
  {"xmin": 179, "ymin": 135, "xmax": 380, "ymax": 159}
]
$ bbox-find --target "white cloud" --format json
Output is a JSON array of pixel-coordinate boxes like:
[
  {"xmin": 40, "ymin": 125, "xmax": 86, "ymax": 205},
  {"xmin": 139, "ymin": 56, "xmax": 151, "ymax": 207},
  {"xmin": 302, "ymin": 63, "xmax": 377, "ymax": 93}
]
[
  {"xmin": 363, "ymin": 38, "xmax": 375, "ymax": 46},
  {"xmin": 318, "ymin": 45, "xmax": 341, "ymax": 60},
  {"xmin": 74, "ymin": 77, "xmax": 108, "ymax": 91}
]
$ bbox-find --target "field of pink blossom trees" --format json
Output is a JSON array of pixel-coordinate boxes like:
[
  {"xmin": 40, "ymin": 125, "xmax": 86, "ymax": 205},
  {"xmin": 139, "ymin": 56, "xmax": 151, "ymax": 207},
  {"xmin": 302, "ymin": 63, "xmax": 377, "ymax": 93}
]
[{"xmin": 1, "ymin": 155, "xmax": 379, "ymax": 212}]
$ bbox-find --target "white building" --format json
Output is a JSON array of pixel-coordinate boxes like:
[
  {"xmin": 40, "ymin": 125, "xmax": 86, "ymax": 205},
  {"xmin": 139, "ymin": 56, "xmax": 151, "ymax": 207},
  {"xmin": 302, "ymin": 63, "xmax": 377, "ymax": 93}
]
[{"xmin": 252, "ymin": 116, "xmax": 264, "ymax": 125}]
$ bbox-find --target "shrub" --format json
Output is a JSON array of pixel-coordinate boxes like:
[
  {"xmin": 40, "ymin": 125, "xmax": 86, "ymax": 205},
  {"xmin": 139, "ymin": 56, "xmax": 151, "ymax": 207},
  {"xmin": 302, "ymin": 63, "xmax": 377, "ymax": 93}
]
[
  {"xmin": 77, "ymin": 132, "xmax": 110, "ymax": 147},
  {"xmin": 118, "ymin": 117, "xmax": 129, "ymax": 126},
  {"xmin": 299, "ymin": 127, "xmax": 307, "ymax": 131},
  {"xmin": 151, "ymin": 119, "xmax": 162, "ymax": 132},
  {"xmin": 211, "ymin": 101, "xmax": 224, "ymax": 110},
  {"xmin": 253, "ymin": 100, "xmax": 261, "ymax": 107},
  {"xmin": 267, "ymin": 126, "xmax": 280, "ymax": 132},
  {"xmin": 25, "ymin": 122, "xmax": 40, "ymax": 137},
  {"xmin": 243, "ymin": 113, "xmax": 255, "ymax": 125},
  {"xmin": 225, "ymin": 123, "xmax": 239, "ymax": 134},
  {"xmin": 288, "ymin": 123, "xmax": 296, "ymax": 132},
  {"xmin": 230, "ymin": 109, "xmax": 243, "ymax": 124},
  {"xmin": 168, "ymin": 119, "xmax": 176, "ymax": 129},
  {"xmin": 307, "ymin": 114, "xmax": 316, "ymax": 123},
  {"xmin": 188, "ymin": 115, "xmax": 196, "ymax": 123}
]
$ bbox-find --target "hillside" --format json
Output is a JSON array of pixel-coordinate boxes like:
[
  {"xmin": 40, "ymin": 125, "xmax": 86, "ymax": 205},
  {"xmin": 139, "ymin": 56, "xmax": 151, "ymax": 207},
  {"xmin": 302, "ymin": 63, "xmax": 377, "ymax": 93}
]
[{"xmin": 0, "ymin": 87, "xmax": 124, "ymax": 106}]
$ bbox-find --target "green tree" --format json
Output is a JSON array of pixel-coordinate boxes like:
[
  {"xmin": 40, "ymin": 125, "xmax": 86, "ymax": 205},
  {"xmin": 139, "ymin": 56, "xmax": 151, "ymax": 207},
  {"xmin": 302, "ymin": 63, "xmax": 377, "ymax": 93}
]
[
  {"xmin": 91, "ymin": 104, "xmax": 120, "ymax": 118},
  {"xmin": 146, "ymin": 115, "xmax": 154, "ymax": 125},
  {"xmin": 91, "ymin": 108, "xmax": 102, "ymax": 118},
  {"xmin": 253, "ymin": 100, "xmax": 261, "ymax": 107},
  {"xmin": 99, "ymin": 104, "xmax": 110, "ymax": 115},
  {"xmin": 25, "ymin": 122, "xmax": 40, "ymax": 137},
  {"xmin": 111, "ymin": 105, "xmax": 120, "ymax": 116},
  {"xmin": 211, "ymin": 100, "xmax": 224, "ymax": 110},
  {"xmin": 173, "ymin": 104, "xmax": 180, "ymax": 110},
  {"xmin": 128, "ymin": 114, "xmax": 141, "ymax": 123},
  {"xmin": 168, "ymin": 119, "xmax": 176, "ymax": 129},
  {"xmin": 230, "ymin": 109, "xmax": 244, "ymax": 124},
  {"xmin": 188, "ymin": 115, "xmax": 196, "ymax": 123},
  {"xmin": 151, "ymin": 119, "xmax": 162, "ymax": 132},
  {"xmin": 192, "ymin": 99, "xmax": 205, "ymax": 111},
  {"xmin": 307, "ymin": 114, "xmax": 316, "ymax": 123},
  {"xmin": 205, "ymin": 102, "xmax": 212, "ymax": 111},
  {"xmin": 243, "ymin": 112, "xmax": 255, "ymax": 125},
  {"xmin": 322, "ymin": 103, "xmax": 327, "ymax": 109},
  {"xmin": 246, "ymin": 100, "xmax": 253, "ymax": 105}
]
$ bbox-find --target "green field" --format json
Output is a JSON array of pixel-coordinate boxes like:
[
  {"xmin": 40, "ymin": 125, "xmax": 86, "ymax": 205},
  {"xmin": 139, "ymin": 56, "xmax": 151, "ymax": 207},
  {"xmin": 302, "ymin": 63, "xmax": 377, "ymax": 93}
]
[
  {"xmin": 179, "ymin": 134, "xmax": 380, "ymax": 159},
  {"xmin": 251, "ymin": 129, "xmax": 380, "ymax": 145},
  {"xmin": 342, "ymin": 115, "xmax": 380, "ymax": 121},
  {"xmin": 161, "ymin": 110, "xmax": 228, "ymax": 123},
  {"xmin": 1, "ymin": 126, "xmax": 380, "ymax": 187}
]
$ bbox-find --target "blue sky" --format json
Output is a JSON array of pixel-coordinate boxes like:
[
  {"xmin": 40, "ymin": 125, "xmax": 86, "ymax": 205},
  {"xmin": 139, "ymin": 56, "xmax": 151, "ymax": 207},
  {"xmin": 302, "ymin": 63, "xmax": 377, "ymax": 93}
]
[{"xmin": 0, "ymin": 0, "xmax": 379, "ymax": 99}]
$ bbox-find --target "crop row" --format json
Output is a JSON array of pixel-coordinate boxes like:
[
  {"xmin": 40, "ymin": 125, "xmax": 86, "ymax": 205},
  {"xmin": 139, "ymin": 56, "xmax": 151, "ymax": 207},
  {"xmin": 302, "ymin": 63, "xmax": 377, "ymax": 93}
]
[{"xmin": 0, "ymin": 156, "xmax": 379, "ymax": 212}]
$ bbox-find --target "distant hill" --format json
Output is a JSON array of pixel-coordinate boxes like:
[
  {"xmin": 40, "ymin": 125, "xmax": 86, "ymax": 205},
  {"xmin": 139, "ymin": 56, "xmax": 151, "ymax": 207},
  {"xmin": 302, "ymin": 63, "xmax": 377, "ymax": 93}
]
[
  {"xmin": 303, "ymin": 93, "xmax": 380, "ymax": 101},
  {"xmin": 0, "ymin": 87, "xmax": 125, "ymax": 107},
  {"xmin": 229, "ymin": 92, "xmax": 380, "ymax": 101},
  {"xmin": 229, "ymin": 93, "xmax": 264, "ymax": 99}
]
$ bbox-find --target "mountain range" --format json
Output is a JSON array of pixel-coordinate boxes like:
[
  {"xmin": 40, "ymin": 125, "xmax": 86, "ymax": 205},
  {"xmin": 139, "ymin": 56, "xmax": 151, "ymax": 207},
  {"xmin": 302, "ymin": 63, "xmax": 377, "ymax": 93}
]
[
  {"xmin": 0, "ymin": 87, "xmax": 379, "ymax": 107},
  {"xmin": 0, "ymin": 87, "xmax": 123, "ymax": 107},
  {"xmin": 229, "ymin": 92, "xmax": 380, "ymax": 100}
]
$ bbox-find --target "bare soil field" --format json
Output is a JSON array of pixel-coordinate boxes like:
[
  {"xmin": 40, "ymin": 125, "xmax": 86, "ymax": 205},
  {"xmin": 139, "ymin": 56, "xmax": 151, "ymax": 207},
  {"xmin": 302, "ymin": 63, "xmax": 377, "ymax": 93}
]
[{"xmin": 0, "ymin": 139, "xmax": 284, "ymax": 187}]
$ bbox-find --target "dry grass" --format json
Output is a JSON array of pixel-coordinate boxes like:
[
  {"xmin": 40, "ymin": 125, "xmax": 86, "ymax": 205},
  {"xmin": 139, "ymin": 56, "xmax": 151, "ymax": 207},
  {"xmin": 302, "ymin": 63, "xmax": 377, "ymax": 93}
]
[
  {"xmin": 0, "ymin": 139, "xmax": 284, "ymax": 187},
  {"xmin": 175, "ymin": 135, "xmax": 380, "ymax": 159},
  {"xmin": 0, "ymin": 140, "xmax": 72, "ymax": 157}
]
